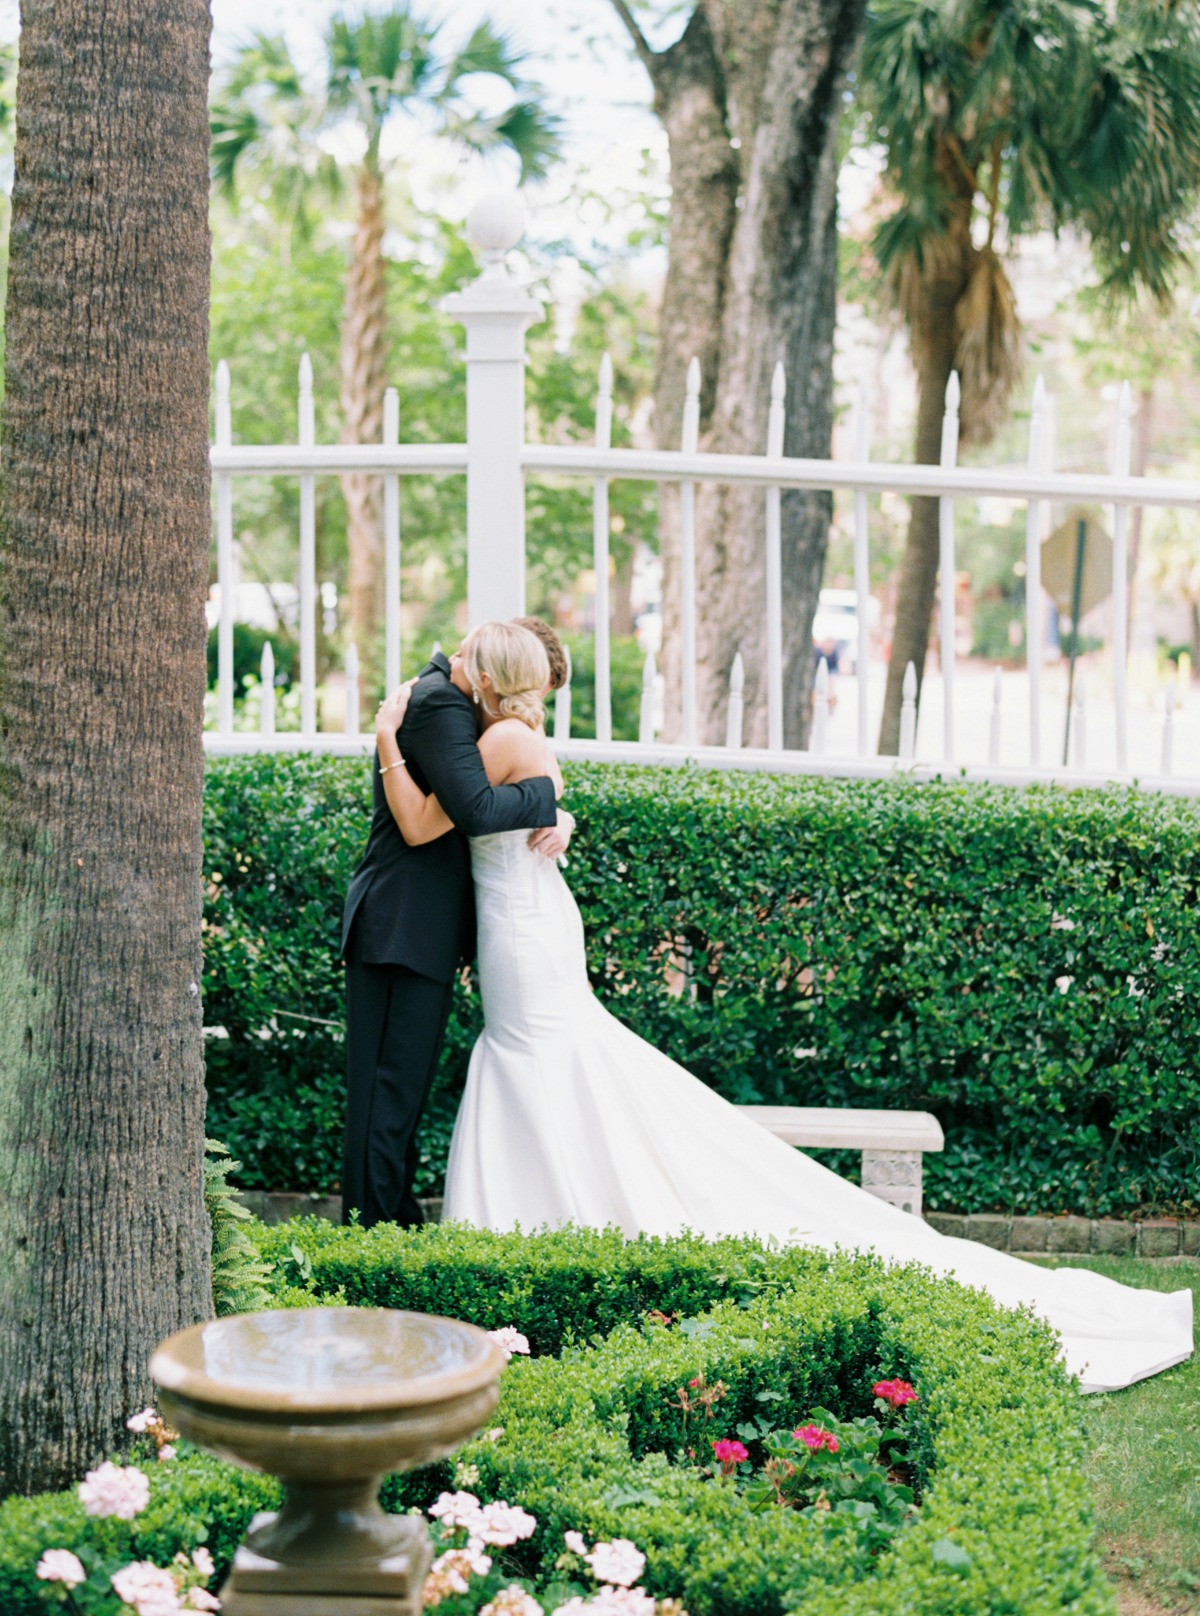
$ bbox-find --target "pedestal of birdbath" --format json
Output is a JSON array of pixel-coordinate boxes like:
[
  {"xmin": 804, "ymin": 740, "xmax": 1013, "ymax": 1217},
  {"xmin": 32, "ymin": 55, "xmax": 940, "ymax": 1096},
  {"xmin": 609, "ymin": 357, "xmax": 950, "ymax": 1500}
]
[{"xmin": 150, "ymin": 1307, "xmax": 505, "ymax": 1616}]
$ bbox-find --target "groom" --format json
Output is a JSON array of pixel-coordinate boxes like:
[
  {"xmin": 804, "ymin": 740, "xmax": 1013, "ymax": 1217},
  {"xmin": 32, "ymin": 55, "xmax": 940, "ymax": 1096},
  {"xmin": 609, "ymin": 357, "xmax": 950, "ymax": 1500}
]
[{"xmin": 340, "ymin": 625, "xmax": 573, "ymax": 1228}]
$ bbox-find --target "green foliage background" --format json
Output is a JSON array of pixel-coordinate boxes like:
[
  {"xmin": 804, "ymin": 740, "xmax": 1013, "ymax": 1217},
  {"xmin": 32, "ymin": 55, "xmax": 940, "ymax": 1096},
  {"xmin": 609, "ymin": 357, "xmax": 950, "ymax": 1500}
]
[
  {"xmin": 0, "ymin": 1223, "xmax": 1108, "ymax": 1616},
  {"xmin": 202, "ymin": 756, "xmax": 1200, "ymax": 1218}
]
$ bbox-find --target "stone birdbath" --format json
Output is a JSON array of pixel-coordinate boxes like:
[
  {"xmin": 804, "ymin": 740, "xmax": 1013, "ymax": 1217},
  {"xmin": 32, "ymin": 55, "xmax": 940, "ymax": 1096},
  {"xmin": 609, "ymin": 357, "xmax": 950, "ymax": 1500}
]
[{"xmin": 150, "ymin": 1307, "xmax": 505, "ymax": 1615}]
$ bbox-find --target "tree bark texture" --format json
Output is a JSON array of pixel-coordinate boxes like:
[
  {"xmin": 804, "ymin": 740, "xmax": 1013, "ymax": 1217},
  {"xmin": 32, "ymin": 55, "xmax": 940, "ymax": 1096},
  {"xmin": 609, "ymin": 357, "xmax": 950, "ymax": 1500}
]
[
  {"xmin": 340, "ymin": 158, "xmax": 389, "ymax": 674},
  {"xmin": 626, "ymin": 0, "xmax": 866, "ymax": 747},
  {"xmin": 0, "ymin": 0, "xmax": 213, "ymax": 1494}
]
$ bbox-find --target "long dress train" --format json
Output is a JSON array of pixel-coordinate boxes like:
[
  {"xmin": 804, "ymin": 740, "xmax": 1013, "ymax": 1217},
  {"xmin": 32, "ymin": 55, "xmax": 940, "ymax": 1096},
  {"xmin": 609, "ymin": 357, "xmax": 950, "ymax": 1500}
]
[{"xmin": 443, "ymin": 831, "xmax": 1193, "ymax": 1393}]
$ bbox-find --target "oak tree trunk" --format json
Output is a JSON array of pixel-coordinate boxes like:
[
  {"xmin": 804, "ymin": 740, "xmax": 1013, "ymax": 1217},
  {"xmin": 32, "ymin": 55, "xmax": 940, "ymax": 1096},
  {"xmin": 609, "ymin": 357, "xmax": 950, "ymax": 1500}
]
[
  {"xmin": 0, "ymin": 0, "xmax": 213, "ymax": 1494},
  {"xmin": 341, "ymin": 157, "xmax": 389, "ymax": 675},
  {"xmin": 620, "ymin": 0, "xmax": 865, "ymax": 747}
]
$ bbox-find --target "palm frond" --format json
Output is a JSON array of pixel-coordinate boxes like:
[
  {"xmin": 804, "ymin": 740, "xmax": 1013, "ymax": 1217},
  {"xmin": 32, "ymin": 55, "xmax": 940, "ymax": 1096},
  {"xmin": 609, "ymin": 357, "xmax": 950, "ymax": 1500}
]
[{"xmin": 440, "ymin": 21, "xmax": 528, "ymax": 94}]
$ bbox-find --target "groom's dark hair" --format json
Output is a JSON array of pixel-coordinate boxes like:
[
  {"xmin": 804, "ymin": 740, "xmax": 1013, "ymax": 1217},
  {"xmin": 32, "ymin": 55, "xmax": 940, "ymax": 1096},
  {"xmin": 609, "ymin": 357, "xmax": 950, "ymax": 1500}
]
[{"xmin": 514, "ymin": 616, "xmax": 569, "ymax": 690}]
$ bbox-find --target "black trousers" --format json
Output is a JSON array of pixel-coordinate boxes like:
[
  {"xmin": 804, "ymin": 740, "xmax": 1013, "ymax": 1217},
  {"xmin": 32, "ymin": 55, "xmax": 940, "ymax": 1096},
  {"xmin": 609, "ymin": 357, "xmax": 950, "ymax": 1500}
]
[{"xmin": 342, "ymin": 933, "xmax": 454, "ymax": 1230}]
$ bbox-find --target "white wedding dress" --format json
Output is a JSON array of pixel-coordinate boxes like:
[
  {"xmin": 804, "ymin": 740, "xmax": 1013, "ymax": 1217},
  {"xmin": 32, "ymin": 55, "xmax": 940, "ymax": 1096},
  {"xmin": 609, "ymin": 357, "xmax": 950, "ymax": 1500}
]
[{"xmin": 442, "ymin": 830, "xmax": 1193, "ymax": 1393}]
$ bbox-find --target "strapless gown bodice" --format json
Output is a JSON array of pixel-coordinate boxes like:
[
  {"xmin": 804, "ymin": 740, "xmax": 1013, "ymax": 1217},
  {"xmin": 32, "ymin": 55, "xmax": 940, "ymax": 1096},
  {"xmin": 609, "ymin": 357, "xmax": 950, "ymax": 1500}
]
[{"xmin": 442, "ymin": 831, "xmax": 1192, "ymax": 1394}]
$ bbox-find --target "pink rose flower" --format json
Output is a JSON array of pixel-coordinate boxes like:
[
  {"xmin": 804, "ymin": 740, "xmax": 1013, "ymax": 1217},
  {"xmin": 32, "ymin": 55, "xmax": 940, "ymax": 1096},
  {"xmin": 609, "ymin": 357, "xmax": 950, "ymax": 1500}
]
[
  {"xmin": 191, "ymin": 1547, "xmax": 215, "ymax": 1579},
  {"xmin": 36, "ymin": 1549, "xmax": 86, "ymax": 1587},
  {"xmin": 78, "ymin": 1460, "xmax": 151, "ymax": 1521},
  {"xmin": 794, "ymin": 1424, "xmax": 839, "ymax": 1453},
  {"xmin": 474, "ymin": 1500, "xmax": 537, "ymax": 1547},
  {"xmin": 110, "ymin": 1560, "xmax": 181, "ymax": 1616},
  {"xmin": 487, "ymin": 1327, "xmax": 531, "ymax": 1361},
  {"xmin": 125, "ymin": 1408, "xmax": 158, "ymax": 1434}
]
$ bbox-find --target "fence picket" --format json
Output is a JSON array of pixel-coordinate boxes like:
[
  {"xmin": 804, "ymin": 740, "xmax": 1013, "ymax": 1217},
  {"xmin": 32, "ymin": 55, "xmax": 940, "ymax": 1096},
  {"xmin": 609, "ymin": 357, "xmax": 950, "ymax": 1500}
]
[
  {"xmin": 988, "ymin": 666, "xmax": 1002, "ymax": 766},
  {"xmin": 938, "ymin": 373, "xmax": 961, "ymax": 765},
  {"xmin": 726, "ymin": 651, "xmax": 745, "ymax": 750},
  {"xmin": 765, "ymin": 362, "xmax": 785, "ymax": 751},
  {"xmin": 555, "ymin": 643, "xmax": 572, "ymax": 741},
  {"xmin": 680, "ymin": 357, "xmax": 700, "ymax": 747},
  {"xmin": 344, "ymin": 643, "xmax": 360, "ymax": 736},
  {"xmin": 1162, "ymin": 682, "xmax": 1176, "ymax": 777},
  {"xmin": 899, "ymin": 662, "xmax": 918, "ymax": 761},
  {"xmin": 1112, "ymin": 382, "xmax": 1132, "ymax": 773},
  {"xmin": 260, "ymin": 640, "xmax": 276, "ymax": 737},
  {"xmin": 593, "ymin": 354, "xmax": 613, "ymax": 743},
  {"xmin": 383, "ymin": 386, "xmax": 401, "ymax": 694},
  {"xmin": 215, "ymin": 360, "xmax": 234, "ymax": 738},
  {"xmin": 1025, "ymin": 376, "xmax": 1046, "ymax": 766},
  {"xmin": 811, "ymin": 657, "xmax": 830, "ymax": 755},
  {"xmin": 639, "ymin": 650, "xmax": 657, "ymax": 744},
  {"xmin": 298, "ymin": 353, "xmax": 317, "ymax": 738},
  {"xmin": 852, "ymin": 375, "xmax": 872, "ymax": 759}
]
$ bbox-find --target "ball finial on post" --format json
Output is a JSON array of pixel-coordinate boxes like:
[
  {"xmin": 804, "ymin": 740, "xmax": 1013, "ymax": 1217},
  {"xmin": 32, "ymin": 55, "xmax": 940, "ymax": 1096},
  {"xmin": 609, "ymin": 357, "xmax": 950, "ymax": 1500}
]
[{"xmin": 466, "ymin": 193, "xmax": 526, "ymax": 276}]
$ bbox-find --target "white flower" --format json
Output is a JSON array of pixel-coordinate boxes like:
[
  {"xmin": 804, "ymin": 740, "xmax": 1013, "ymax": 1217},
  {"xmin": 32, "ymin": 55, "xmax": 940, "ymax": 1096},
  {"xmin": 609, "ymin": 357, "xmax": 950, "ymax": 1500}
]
[
  {"xmin": 182, "ymin": 1591, "xmax": 221, "ymax": 1612},
  {"xmin": 79, "ymin": 1461, "xmax": 151, "ymax": 1521},
  {"xmin": 474, "ymin": 1500, "xmax": 537, "ymax": 1547},
  {"xmin": 551, "ymin": 1602, "xmax": 592, "ymax": 1616},
  {"xmin": 564, "ymin": 1530, "xmax": 588, "ymax": 1556},
  {"xmin": 1055, "ymin": 975, "xmax": 1073, "ymax": 994},
  {"xmin": 487, "ymin": 1327, "xmax": 531, "ymax": 1361},
  {"xmin": 125, "ymin": 1408, "xmax": 158, "ymax": 1434},
  {"xmin": 1049, "ymin": 914, "xmax": 1076, "ymax": 931},
  {"xmin": 589, "ymin": 1590, "xmax": 656, "ymax": 1616},
  {"xmin": 422, "ymin": 1543, "xmax": 494, "ymax": 1603},
  {"xmin": 480, "ymin": 1587, "xmax": 543, "ymax": 1616},
  {"xmin": 36, "ymin": 1549, "xmax": 86, "ymax": 1587},
  {"xmin": 587, "ymin": 1539, "xmax": 646, "ymax": 1588},
  {"xmin": 191, "ymin": 1548, "xmax": 215, "ymax": 1579},
  {"xmin": 484, "ymin": 1427, "xmax": 505, "ymax": 1442},
  {"xmin": 428, "ymin": 1490, "xmax": 483, "ymax": 1533},
  {"xmin": 157, "ymin": 1444, "xmax": 178, "ymax": 1463},
  {"xmin": 110, "ymin": 1560, "xmax": 181, "ymax": 1615},
  {"xmin": 454, "ymin": 1460, "xmax": 481, "ymax": 1488}
]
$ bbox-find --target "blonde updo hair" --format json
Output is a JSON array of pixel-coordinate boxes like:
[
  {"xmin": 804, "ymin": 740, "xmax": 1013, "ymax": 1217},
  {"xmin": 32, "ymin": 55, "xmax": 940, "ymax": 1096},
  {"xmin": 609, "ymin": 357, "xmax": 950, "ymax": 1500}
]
[{"xmin": 460, "ymin": 620, "xmax": 551, "ymax": 730}]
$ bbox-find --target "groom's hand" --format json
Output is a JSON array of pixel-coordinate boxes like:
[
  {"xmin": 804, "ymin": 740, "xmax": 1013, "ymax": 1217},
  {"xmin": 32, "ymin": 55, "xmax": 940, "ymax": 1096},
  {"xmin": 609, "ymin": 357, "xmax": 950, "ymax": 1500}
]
[{"xmin": 528, "ymin": 809, "xmax": 574, "ymax": 859}]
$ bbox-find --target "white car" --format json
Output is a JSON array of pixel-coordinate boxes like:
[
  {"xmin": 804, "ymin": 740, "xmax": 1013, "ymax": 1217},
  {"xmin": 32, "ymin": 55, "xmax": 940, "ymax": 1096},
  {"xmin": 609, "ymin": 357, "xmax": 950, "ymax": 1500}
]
[{"xmin": 811, "ymin": 589, "xmax": 879, "ymax": 675}]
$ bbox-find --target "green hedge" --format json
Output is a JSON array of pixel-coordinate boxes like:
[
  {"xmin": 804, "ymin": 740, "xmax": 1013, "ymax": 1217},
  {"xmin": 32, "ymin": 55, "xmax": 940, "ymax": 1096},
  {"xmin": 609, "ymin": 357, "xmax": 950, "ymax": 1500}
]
[
  {"xmin": 0, "ymin": 1223, "xmax": 1112, "ymax": 1616},
  {"xmin": 201, "ymin": 755, "xmax": 1200, "ymax": 1216}
]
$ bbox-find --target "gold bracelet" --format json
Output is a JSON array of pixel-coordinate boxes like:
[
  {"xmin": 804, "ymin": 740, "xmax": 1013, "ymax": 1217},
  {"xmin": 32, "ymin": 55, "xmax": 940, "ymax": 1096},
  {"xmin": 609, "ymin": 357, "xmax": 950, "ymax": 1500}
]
[{"xmin": 379, "ymin": 758, "xmax": 405, "ymax": 775}]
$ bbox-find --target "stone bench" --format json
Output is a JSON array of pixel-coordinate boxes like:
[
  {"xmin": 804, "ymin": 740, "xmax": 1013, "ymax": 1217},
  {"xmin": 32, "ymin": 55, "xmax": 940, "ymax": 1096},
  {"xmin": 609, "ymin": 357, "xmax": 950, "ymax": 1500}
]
[{"xmin": 737, "ymin": 1105, "xmax": 945, "ymax": 1216}]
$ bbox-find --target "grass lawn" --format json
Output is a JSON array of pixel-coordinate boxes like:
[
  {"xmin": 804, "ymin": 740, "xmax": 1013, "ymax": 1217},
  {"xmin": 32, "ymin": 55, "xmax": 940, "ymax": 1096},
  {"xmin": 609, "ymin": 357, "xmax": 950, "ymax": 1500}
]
[{"xmin": 1037, "ymin": 1256, "xmax": 1199, "ymax": 1615}]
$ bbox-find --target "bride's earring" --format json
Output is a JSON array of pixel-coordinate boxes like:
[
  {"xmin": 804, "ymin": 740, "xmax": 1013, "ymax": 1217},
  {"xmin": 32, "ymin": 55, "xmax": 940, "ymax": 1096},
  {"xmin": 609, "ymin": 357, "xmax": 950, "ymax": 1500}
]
[{"xmin": 472, "ymin": 688, "xmax": 480, "ymax": 705}]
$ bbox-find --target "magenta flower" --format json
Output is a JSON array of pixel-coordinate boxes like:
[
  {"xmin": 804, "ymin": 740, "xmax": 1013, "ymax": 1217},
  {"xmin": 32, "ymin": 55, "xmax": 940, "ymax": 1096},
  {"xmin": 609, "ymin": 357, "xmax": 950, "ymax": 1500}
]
[
  {"xmin": 794, "ymin": 1424, "xmax": 839, "ymax": 1453},
  {"xmin": 873, "ymin": 1378, "xmax": 919, "ymax": 1408},
  {"xmin": 711, "ymin": 1437, "xmax": 749, "ymax": 1469}
]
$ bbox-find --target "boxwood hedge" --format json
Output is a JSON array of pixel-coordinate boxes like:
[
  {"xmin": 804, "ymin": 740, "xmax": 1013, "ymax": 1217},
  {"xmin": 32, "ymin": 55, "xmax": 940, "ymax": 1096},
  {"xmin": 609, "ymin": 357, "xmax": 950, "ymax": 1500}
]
[
  {"xmin": 202, "ymin": 755, "xmax": 1200, "ymax": 1216},
  {"xmin": 0, "ymin": 1223, "xmax": 1112, "ymax": 1616}
]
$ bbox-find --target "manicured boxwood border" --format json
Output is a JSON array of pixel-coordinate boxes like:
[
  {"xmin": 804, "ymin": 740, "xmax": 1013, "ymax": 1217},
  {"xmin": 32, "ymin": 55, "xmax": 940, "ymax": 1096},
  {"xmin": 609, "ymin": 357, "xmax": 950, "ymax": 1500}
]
[
  {"xmin": 202, "ymin": 755, "xmax": 1200, "ymax": 1217},
  {"xmin": 0, "ymin": 1222, "xmax": 1110, "ymax": 1616}
]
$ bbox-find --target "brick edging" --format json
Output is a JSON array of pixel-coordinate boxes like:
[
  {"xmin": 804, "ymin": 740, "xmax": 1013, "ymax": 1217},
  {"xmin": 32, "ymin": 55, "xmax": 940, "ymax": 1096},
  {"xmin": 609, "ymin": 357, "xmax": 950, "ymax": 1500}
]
[{"xmin": 238, "ymin": 1192, "xmax": 1199, "ymax": 1259}]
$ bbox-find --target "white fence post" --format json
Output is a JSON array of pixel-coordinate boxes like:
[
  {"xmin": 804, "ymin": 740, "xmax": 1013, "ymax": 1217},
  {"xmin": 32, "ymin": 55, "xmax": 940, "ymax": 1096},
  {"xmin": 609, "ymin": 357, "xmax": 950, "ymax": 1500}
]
[
  {"xmin": 1024, "ymin": 376, "xmax": 1045, "ymax": 766},
  {"xmin": 383, "ymin": 385, "xmax": 401, "ymax": 693},
  {"xmin": 680, "ymin": 357, "xmax": 700, "ymax": 748},
  {"xmin": 443, "ymin": 194, "xmax": 543, "ymax": 625},
  {"xmin": 938, "ymin": 372, "xmax": 961, "ymax": 765},
  {"xmin": 987, "ymin": 666, "xmax": 1002, "ymax": 766},
  {"xmin": 344, "ymin": 643, "xmax": 360, "ymax": 736},
  {"xmin": 554, "ymin": 643, "xmax": 572, "ymax": 740},
  {"xmin": 639, "ymin": 650, "xmax": 657, "ymax": 744},
  {"xmin": 726, "ymin": 650, "xmax": 745, "ymax": 750},
  {"xmin": 899, "ymin": 662, "xmax": 918, "ymax": 761},
  {"xmin": 811, "ymin": 657, "xmax": 830, "ymax": 755},
  {"xmin": 852, "ymin": 375, "xmax": 872, "ymax": 759},
  {"xmin": 593, "ymin": 354, "xmax": 613, "ymax": 743},
  {"xmin": 298, "ymin": 353, "xmax": 317, "ymax": 738},
  {"xmin": 260, "ymin": 640, "xmax": 276, "ymax": 737},
  {"xmin": 1162, "ymin": 682, "xmax": 1175, "ymax": 777},
  {"xmin": 215, "ymin": 360, "xmax": 235, "ymax": 738},
  {"xmin": 765, "ymin": 361, "xmax": 785, "ymax": 752},
  {"xmin": 1112, "ymin": 382, "xmax": 1132, "ymax": 773}
]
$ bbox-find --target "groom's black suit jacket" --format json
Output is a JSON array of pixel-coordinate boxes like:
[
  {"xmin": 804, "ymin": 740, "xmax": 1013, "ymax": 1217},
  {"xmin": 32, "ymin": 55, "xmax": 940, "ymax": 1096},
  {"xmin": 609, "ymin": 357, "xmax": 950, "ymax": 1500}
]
[{"xmin": 340, "ymin": 652, "xmax": 558, "ymax": 983}]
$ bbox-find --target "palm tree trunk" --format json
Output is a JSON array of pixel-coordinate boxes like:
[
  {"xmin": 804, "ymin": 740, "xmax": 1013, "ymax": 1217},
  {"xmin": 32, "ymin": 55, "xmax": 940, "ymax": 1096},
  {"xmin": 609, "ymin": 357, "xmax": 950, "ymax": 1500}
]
[
  {"xmin": 0, "ymin": 0, "xmax": 212, "ymax": 1493},
  {"xmin": 340, "ymin": 157, "xmax": 389, "ymax": 677},
  {"xmin": 878, "ymin": 260, "xmax": 970, "ymax": 755}
]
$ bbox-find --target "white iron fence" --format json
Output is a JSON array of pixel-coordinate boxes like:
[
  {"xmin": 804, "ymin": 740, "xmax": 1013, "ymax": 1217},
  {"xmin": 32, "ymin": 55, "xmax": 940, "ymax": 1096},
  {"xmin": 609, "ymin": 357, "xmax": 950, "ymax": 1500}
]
[{"xmin": 206, "ymin": 194, "xmax": 1200, "ymax": 794}]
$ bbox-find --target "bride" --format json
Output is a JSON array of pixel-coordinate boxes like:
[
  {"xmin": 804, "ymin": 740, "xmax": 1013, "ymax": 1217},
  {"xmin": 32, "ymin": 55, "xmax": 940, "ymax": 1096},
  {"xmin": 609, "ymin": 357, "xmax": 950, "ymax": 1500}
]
[{"xmin": 375, "ymin": 620, "xmax": 1192, "ymax": 1394}]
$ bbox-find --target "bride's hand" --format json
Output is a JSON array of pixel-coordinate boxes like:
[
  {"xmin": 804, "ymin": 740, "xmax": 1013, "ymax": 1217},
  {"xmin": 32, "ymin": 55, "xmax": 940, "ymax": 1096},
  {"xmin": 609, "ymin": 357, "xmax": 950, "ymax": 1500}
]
[{"xmin": 375, "ymin": 679, "xmax": 416, "ymax": 736}]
